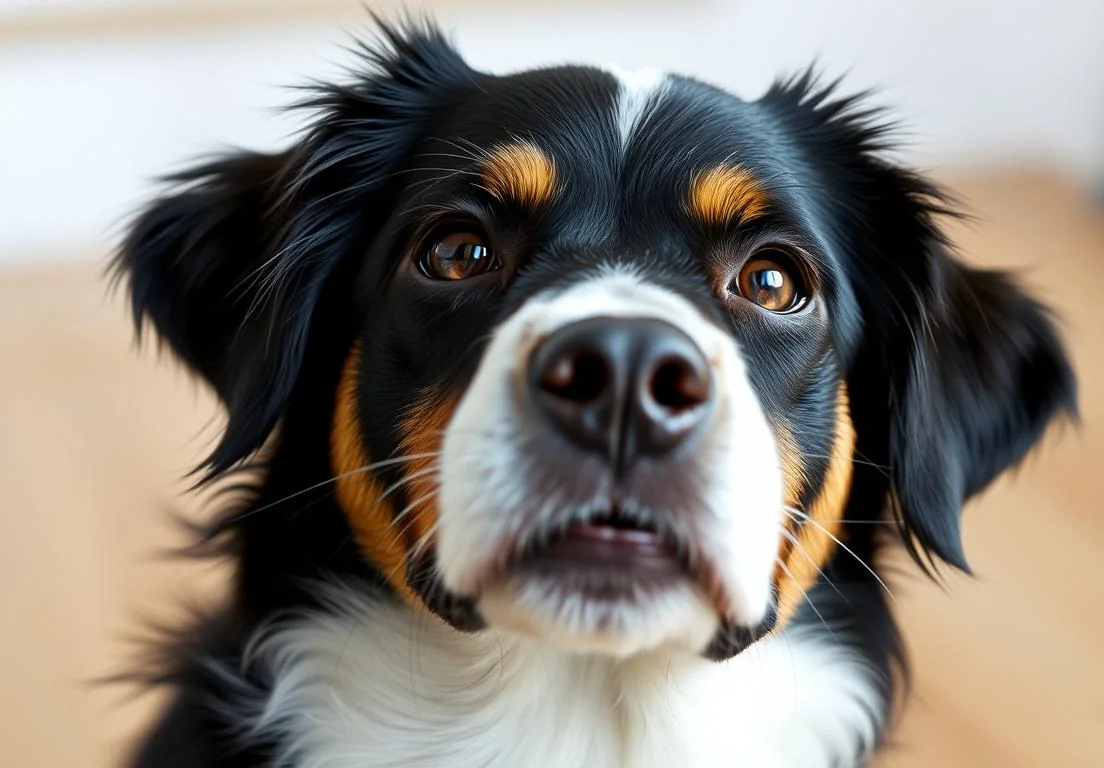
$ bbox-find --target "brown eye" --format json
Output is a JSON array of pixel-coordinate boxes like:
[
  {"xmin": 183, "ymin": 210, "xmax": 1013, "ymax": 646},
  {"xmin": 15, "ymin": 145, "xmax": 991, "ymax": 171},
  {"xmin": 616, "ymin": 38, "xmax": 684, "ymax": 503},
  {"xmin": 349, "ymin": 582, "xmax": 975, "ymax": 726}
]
[
  {"xmin": 734, "ymin": 251, "xmax": 807, "ymax": 312},
  {"xmin": 420, "ymin": 231, "xmax": 497, "ymax": 280}
]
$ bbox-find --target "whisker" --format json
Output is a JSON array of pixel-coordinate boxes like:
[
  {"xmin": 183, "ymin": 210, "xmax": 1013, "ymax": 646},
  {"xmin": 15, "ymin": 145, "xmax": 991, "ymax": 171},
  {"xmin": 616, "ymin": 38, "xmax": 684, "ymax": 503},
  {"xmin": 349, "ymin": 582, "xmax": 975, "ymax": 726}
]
[
  {"xmin": 794, "ymin": 452, "xmax": 893, "ymax": 472},
  {"xmin": 375, "ymin": 465, "xmax": 438, "ymax": 507},
  {"xmin": 442, "ymin": 136, "xmax": 495, "ymax": 161},
  {"xmin": 779, "ymin": 528, "xmax": 848, "ymax": 604},
  {"xmin": 782, "ymin": 506, "xmax": 897, "ymax": 602},
  {"xmin": 380, "ymin": 484, "xmax": 443, "ymax": 566},
  {"xmin": 399, "ymin": 201, "xmax": 460, "ymax": 218},
  {"xmin": 387, "ymin": 166, "xmax": 482, "ymax": 179},
  {"xmin": 323, "ymin": 531, "xmax": 355, "ymax": 567},
  {"xmin": 402, "ymin": 169, "xmax": 481, "ymax": 191},
  {"xmin": 775, "ymin": 557, "xmax": 837, "ymax": 641},
  {"xmin": 386, "ymin": 486, "xmax": 440, "ymax": 536},
  {"xmin": 380, "ymin": 491, "xmax": 441, "ymax": 588},
  {"xmin": 412, "ymin": 151, "xmax": 484, "ymax": 164},
  {"xmin": 710, "ymin": 437, "xmax": 892, "ymax": 475},
  {"xmin": 431, "ymin": 426, "xmax": 514, "ymax": 440},
  {"xmin": 220, "ymin": 452, "xmax": 441, "ymax": 525},
  {"xmin": 409, "ymin": 521, "xmax": 440, "ymax": 562}
]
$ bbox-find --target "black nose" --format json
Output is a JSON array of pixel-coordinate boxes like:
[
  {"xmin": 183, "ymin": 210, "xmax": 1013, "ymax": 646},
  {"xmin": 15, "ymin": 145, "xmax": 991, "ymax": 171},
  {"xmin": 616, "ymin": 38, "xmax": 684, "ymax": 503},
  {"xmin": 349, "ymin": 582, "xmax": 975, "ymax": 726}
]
[{"xmin": 528, "ymin": 316, "xmax": 714, "ymax": 473}]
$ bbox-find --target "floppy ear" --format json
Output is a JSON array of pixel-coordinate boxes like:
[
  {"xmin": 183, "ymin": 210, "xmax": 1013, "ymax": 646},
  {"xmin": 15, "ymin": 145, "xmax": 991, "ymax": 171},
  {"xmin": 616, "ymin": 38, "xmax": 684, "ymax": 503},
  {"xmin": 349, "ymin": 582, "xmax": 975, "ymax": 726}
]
[
  {"xmin": 842, "ymin": 159, "xmax": 1078, "ymax": 572},
  {"xmin": 844, "ymin": 164, "xmax": 1078, "ymax": 572},
  {"xmin": 113, "ymin": 21, "xmax": 472, "ymax": 476},
  {"xmin": 885, "ymin": 252, "xmax": 1077, "ymax": 570},
  {"xmin": 760, "ymin": 71, "xmax": 1077, "ymax": 571},
  {"xmin": 117, "ymin": 150, "xmax": 314, "ymax": 477}
]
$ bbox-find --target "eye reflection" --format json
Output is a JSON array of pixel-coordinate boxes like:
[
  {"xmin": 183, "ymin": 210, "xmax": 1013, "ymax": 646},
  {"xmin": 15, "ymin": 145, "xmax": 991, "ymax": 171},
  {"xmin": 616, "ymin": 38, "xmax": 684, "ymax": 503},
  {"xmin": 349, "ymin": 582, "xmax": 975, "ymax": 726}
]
[
  {"xmin": 733, "ymin": 252, "xmax": 807, "ymax": 312},
  {"xmin": 420, "ymin": 231, "xmax": 498, "ymax": 281}
]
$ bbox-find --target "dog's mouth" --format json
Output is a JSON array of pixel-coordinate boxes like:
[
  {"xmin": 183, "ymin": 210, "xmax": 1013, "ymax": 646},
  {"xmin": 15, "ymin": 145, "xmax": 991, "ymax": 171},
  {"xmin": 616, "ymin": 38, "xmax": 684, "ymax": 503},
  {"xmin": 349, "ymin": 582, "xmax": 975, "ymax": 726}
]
[
  {"xmin": 520, "ymin": 511, "xmax": 676, "ymax": 570},
  {"xmin": 494, "ymin": 505, "xmax": 726, "ymax": 609}
]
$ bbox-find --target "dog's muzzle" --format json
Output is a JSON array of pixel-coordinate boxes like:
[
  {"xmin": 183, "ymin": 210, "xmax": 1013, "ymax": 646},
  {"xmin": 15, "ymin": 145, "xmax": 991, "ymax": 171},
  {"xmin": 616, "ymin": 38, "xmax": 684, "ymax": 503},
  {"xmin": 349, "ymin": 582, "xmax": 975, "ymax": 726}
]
[{"xmin": 437, "ymin": 273, "xmax": 785, "ymax": 657}]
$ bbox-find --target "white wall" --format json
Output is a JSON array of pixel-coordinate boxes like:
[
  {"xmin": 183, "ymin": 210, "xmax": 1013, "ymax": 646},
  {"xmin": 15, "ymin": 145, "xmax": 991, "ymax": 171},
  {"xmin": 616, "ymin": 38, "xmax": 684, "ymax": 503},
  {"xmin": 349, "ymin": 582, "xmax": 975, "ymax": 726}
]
[{"xmin": 1, "ymin": 0, "xmax": 1101, "ymax": 263}]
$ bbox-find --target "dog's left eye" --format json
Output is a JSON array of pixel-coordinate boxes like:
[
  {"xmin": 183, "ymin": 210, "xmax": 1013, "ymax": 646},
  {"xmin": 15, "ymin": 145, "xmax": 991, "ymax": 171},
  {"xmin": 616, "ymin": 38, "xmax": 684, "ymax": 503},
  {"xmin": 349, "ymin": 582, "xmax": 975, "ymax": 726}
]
[
  {"xmin": 420, "ymin": 231, "xmax": 498, "ymax": 281},
  {"xmin": 733, "ymin": 251, "xmax": 808, "ymax": 313}
]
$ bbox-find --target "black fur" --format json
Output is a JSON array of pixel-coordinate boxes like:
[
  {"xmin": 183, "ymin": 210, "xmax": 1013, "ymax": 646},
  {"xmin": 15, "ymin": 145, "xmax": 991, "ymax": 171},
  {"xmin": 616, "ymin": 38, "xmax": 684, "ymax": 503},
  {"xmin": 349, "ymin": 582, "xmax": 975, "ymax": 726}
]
[{"xmin": 114, "ymin": 18, "xmax": 1075, "ymax": 766}]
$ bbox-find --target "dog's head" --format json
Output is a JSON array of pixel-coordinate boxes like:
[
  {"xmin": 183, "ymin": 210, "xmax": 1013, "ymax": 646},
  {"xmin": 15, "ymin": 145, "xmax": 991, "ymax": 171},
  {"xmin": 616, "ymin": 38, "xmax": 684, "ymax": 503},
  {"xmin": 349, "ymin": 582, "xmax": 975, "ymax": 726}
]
[{"xmin": 116, "ymin": 22, "xmax": 1075, "ymax": 660}]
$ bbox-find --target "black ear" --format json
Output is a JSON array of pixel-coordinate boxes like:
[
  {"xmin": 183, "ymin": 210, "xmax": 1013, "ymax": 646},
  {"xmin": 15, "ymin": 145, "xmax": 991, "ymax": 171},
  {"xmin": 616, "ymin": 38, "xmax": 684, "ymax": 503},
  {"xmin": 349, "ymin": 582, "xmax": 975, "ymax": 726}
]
[
  {"xmin": 116, "ymin": 150, "xmax": 303, "ymax": 475},
  {"xmin": 113, "ymin": 20, "xmax": 472, "ymax": 476},
  {"xmin": 760, "ymin": 71, "xmax": 1077, "ymax": 571},
  {"xmin": 885, "ymin": 254, "xmax": 1077, "ymax": 570},
  {"xmin": 119, "ymin": 151, "xmax": 282, "ymax": 400}
]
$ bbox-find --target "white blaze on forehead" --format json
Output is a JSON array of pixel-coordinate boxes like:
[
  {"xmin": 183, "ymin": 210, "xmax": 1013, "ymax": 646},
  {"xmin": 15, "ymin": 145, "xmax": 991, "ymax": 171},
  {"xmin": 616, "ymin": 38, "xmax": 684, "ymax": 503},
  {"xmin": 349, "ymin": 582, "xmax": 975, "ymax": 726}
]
[{"xmin": 605, "ymin": 64, "xmax": 669, "ymax": 149}]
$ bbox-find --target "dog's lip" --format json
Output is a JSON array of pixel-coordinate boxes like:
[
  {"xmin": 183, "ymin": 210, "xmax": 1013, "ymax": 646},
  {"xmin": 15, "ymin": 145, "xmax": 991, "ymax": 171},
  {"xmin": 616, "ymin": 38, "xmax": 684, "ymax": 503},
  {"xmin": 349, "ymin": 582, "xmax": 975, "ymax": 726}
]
[
  {"xmin": 523, "ymin": 519, "xmax": 681, "ymax": 573},
  {"xmin": 481, "ymin": 506, "xmax": 733, "ymax": 614}
]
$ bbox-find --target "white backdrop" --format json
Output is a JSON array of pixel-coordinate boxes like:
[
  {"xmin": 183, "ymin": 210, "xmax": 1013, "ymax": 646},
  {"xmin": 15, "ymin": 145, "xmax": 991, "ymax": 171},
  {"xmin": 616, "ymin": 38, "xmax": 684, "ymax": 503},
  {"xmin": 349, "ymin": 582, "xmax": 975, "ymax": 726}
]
[{"xmin": 1, "ymin": 0, "xmax": 1101, "ymax": 263}]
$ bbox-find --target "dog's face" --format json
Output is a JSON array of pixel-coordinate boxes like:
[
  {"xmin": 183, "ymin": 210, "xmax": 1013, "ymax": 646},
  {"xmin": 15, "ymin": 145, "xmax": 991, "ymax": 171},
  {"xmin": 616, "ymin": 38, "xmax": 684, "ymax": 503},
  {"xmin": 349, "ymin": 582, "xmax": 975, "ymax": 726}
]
[
  {"xmin": 336, "ymin": 71, "xmax": 857, "ymax": 657},
  {"xmin": 118, "ymin": 24, "xmax": 1075, "ymax": 661}
]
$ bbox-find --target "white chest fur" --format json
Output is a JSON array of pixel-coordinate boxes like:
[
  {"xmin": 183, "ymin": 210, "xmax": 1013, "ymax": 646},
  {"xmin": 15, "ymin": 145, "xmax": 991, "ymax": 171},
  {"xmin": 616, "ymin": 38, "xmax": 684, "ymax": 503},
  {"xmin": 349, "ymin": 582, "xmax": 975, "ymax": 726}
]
[{"xmin": 237, "ymin": 584, "xmax": 882, "ymax": 767}]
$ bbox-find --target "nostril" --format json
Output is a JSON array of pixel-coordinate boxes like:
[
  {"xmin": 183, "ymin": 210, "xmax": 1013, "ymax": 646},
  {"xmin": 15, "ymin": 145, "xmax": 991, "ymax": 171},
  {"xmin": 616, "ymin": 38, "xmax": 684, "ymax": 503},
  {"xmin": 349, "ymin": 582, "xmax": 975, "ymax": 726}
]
[
  {"xmin": 650, "ymin": 357, "xmax": 710, "ymax": 412},
  {"xmin": 528, "ymin": 317, "xmax": 714, "ymax": 464},
  {"xmin": 540, "ymin": 351, "xmax": 609, "ymax": 403}
]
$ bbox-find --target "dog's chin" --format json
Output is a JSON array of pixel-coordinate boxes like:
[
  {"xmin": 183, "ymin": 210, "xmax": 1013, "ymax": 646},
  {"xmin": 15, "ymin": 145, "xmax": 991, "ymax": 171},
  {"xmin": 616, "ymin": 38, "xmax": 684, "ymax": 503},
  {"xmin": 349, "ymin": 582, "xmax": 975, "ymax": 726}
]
[{"xmin": 476, "ymin": 566, "xmax": 720, "ymax": 658}]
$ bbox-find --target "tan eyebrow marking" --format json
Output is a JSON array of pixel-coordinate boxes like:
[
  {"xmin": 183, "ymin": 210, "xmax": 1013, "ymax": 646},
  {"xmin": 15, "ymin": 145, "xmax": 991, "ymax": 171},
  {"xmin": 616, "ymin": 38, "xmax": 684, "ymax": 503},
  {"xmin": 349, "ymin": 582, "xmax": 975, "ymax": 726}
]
[
  {"xmin": 688, "ymin": 164, "xmax": 770, "ymax": 227},
  {"xmin": 480, "ymin": 141, "xmax": 558, "ymax": 208}
]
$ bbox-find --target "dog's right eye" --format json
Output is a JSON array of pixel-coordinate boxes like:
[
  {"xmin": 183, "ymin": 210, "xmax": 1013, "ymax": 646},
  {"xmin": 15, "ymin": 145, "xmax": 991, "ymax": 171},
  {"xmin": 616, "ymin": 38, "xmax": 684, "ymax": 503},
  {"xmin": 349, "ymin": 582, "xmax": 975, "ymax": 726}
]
[{"xmin": 420, "ymin": 231, "xmax": 498, "ymax": 281}]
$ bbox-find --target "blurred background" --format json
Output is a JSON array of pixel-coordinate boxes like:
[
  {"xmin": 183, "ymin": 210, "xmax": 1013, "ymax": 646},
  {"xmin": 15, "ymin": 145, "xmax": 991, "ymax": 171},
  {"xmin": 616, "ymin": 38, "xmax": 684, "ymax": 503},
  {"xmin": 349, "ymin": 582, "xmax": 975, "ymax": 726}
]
[{"xmin": 1, "ymin": 1, "xmax": 1101, "ymax": 765}]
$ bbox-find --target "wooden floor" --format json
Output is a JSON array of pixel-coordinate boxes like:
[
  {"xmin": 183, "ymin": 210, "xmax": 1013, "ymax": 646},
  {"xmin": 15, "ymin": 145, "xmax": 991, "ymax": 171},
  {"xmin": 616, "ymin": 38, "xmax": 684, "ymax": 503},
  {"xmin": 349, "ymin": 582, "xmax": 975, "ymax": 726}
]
[{"xmin": 1, "ymin": 170, "xmax": 1101, "ymax": 767}]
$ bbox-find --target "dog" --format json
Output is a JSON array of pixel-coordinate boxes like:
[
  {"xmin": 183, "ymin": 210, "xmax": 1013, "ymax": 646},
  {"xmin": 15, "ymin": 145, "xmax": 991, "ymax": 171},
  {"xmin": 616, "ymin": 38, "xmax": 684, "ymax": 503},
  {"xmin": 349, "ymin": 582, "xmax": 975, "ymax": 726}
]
[{"xmin": 114, "ymin": 19, "xmax": 1076, "ymax": 767}]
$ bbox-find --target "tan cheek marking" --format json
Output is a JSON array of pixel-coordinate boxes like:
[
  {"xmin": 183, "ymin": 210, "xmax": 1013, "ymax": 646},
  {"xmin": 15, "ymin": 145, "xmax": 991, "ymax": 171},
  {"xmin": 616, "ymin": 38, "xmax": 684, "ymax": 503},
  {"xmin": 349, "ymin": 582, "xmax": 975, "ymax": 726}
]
[
  {"xmin": 331, "ymin": 349, "xmax": 461, "ymax": 605},
  {"xmin": 331, "ymin": 345, "xmax": 420, "ymax": 605},
  {"xmin": 396, "ymin": 389, "xmax": 461, "ymax": 562},
  {"xmin": 481, "ymin": 141, "xmax": 558, "ymax": 208},
  {"xmin": 773, "ymin": 419, "xmax": 807, "ymax": 508},
  {"xmin": 688, "ymin": 164, "xmax": 769, "ymax": 227},
  {"xmin": 773, "ymin": 385, "xmax": 855, "ymax": 626}
]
